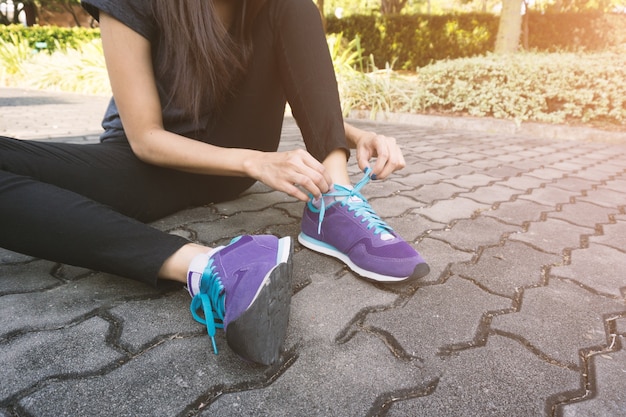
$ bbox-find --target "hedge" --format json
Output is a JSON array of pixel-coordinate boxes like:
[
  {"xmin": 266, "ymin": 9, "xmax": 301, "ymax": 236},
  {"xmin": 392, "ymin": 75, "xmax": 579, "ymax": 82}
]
[
  {"xmin": 0, "ymin": 24, "xmax": 100, "ymax": 52},
  {"xmin": 326, "ymin": 12, "xmax": 626, "ymax": 70},
  {"xmin": 2, "ymin": 11, "xmax": 625, "ymax": 66}
]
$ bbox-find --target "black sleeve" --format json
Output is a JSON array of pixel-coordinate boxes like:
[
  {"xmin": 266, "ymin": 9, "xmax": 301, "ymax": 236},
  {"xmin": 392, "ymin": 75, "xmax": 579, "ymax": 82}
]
[{"xmin": 81, "ymin": 0, "xmax": 156, "ymax": 41}]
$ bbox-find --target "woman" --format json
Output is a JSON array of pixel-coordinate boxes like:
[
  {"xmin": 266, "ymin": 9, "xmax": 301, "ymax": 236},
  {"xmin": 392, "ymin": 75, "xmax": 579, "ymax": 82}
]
[{"xmin": 0, "ymin": 0, "xmax": 428, "ymax": 365}]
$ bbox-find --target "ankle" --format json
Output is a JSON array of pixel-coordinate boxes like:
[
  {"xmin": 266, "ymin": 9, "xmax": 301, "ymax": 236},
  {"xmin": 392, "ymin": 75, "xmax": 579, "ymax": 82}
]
[{"xmin": 158, "ymin": 243, "xmax": 212, "ymax": 284}]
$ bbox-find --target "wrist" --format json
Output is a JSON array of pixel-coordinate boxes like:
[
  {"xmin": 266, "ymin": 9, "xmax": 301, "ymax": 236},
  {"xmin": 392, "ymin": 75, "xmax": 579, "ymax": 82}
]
[{"xmin": 241, "ymin": 149, "xmax": 264, "ymax": 179}]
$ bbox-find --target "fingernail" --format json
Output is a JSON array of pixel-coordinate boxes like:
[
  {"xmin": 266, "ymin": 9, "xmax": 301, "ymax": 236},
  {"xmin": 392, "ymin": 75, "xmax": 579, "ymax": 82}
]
[{"xmin": 371, "ymin": 174, "xmax": 377, "ymax": 180}]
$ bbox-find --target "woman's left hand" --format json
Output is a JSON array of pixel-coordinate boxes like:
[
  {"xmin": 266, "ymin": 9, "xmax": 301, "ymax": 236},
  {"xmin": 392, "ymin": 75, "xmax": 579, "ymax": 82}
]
[{"xmin": 346, "ymin": 124, "xmax": 406, "ymax": 180}]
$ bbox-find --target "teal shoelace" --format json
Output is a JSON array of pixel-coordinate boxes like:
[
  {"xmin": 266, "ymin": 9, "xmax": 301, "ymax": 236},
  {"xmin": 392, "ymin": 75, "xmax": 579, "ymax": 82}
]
[
  {"xmin": 314, "ymin": 167, "xmax": 393, "ymax": 236},
  {"xmin": 190, "ymin": 259, "xmax": 226, "ymax": 355}
]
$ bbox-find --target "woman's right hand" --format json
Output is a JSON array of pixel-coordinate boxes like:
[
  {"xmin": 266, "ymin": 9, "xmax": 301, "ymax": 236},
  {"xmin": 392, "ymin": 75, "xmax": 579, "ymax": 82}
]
[{"xmin": 243, "ymin": 149, "xmax": 332, "ymax": 202}]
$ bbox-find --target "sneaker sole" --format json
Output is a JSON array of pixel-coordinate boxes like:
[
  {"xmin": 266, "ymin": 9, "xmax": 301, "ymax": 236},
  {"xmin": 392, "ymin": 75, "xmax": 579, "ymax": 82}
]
[
  {"xmin": 298, "ymin": 232, "xmax": 429, "ymax": 284},
  {"xmin": 226, "ymin": 236, "xmax": 293, "ymax": 365}
]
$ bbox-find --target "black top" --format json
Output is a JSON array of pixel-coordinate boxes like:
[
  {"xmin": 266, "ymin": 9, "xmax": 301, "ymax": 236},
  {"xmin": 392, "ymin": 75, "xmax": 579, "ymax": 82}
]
[{"xmin": 82, "ymin": 0, "xmax": 208, "ymax": 142}]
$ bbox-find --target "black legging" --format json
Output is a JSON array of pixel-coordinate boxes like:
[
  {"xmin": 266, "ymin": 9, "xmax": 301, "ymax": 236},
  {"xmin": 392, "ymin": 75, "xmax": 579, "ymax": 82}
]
[{"xmin": 0, "ymin": 0, "xmax": 347, "ymax": 285}]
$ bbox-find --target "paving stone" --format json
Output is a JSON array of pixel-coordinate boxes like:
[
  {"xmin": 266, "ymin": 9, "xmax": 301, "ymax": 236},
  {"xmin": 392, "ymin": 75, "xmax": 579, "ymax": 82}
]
[
  {"xmin": 362, "ymin": 276, "xmax": 511, "ymax": 359},
  {"xmin": 482, "ymin": 199, "xmax": 552, "ymax": 226},
  {"xmin": 491, "ymin": 279, "xmax": 626, "ymax": 367},
  {"xmin": 549, "ymin": 176, "xmax": 602, "ymax": 192},
  {"xmin": 574, "ymin": 166, "xmax": 623, "ymax": 182},
  {"xmin": 109, "ymin": 290, "xmax": 204, "ymax": 353},
  {"xmin": 386, "ymin": 335, "xmax": 579, "ymax": 417},
  {"xmin": 1, "ymin": 317, "xmax": 123, "ymax": 403},
  {"xmin": 547, "ymin": 201, "xmax": 617, "ymax": 228},
  {"xmin": 358, "ymin": 178, "xmax": 413, "ymax": 198},
  {"xmin": 0, "ymin": 248, "xmax": 35, "ymax": 264},
  {"xmin": 370, "ymin": 194, "xmax": 423, "ymax": 217},
  {"xmin": 18, "ymin": 335, "xmax": 276, "ymax": 417},
  {"xmin": 410, "ymin": 182, "xmax": 465, "ymax": 204},
  {"xmin": 603, "ymin": 177, "xmax": 626, "ymax": 194},
  {"xmin": 429, "ymin": 216, "xmax": 521, "ymax": 252},
  {"xmin": 443, "ymin": 173, "xmax": 496, "ymax": 189},
  {"xmin": 190, "ymin": 208, "xmax": 296, "ymax": 245},
  {"xmin": 524, "ymin": 167, "xmax": 569, "ymax": 181},
  {"xmin": 590, "ymin": 219, "xmax": 626, "ymax": 251},
  {"xmin": 550, "ymin": 244, "xmax": 626, "ymax": 297},
  {"xmin": 384, "ymin": 211, "xmax": 437, "ymax": 243},
  {"xmin": 205, "ymin": 331, "xmax": 436, "ymax": 417},
  {"xmin": 551, "ymin": 161, "xmax": 589, "ymax": 172},
  {"xmin": 464, "ymin": 159, "xmax": 504, "ymax": 171},
  {"xmin": 213, "ymin": 190, "xmax": 293, "ymax": 215},
  {"xmin": 560, "ymin": 348, "xmax": 626, "ymax": 417},
  {"xmin": 0, "ymin": 261, "xmax": 61, "ymax": 294},
  {"xmin": 480, "ymin": 164, "xmax": 528, "ymax": 179},
  {"xmin": 509, "ymin": 218, "xmax": 593, "ymax": 254},
  {"xmin": 451, "ymin": 151, "xmax": 486, "ymax": 162},
  {"xmin": 0, "ymin": 273, "xmax": 163, "ymax": 338},
  {"xmin": 492, "ymin": 153, "xmax": 526, "ymax": 163},
  {"xmin": 452, "ymin": 240, "xmax": 562, "ymax": 297},
  {"xmin": 411, "ymin": 237, "xmax": 474, "ymax": 285},
  {"xmin": 458, "ymin": 184, "xmax": 521, "ymax": 205},
  {"xmin": 412, "ymin": 197, "xmax": 491, "ymax": 224},
  {"xmin": 517, "ymin": 184, "xmax": 580, "ymax": 206},
  {"xmin": 150, "ymin": 206, "xmax": 221, "ymax": 231},
  {"xmin": 395, "ymin": 171, "xmax": 446, "ymax": 187},
  {"xmin": 577, "ymin": 187, "xmax": 626, "ymax": 209},
  {"xmin": 498, "ymin": 174, "xmax": 547, "ymax": 191},
  {"xmin": 430, "ymin": 164, "xmax": 477, "ymax": 178}
]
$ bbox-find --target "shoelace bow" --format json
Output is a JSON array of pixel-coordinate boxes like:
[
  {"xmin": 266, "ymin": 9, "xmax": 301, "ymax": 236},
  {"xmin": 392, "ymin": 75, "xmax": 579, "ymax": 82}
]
[
  {"xmin": 316, "ymin": 167, "xmax": 393, "ymax": 235},
  {"xmin": 190, "ymin": 259, "xmax": 225, "ymax": 355}
]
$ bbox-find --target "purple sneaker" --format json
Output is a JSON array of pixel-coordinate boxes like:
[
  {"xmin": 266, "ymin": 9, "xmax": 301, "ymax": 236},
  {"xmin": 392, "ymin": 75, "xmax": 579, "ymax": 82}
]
[
  {"xmin": 298, "ymin": 168, "xmax": 429, "ymax": 284},
  {"xmin": 188, "ymin": 235, "xmax": 293, "ymax": 365}
]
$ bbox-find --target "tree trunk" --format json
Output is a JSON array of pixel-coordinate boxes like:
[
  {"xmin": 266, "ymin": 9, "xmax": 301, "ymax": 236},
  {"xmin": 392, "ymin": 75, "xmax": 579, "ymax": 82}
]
[
  {"xmin": 494, "ymin": 0, "xmax": 523, "ymax": 53},
  {"xmin": 23, "ymin": 2, "xmax": 38, "ymax": 26},
  {"xmin": 522, "ymin": 0, "xmax": 529, "ymax": 50},
  {"xmin": 381, "ymin": 0, "xmax": 408, "ymax": 15}
]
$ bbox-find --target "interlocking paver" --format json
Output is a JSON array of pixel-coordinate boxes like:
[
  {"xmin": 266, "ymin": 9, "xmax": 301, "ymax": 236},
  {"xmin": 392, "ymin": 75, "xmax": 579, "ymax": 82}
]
[
  {"xmin": 550, "ymin": 244, "xmax": 626, "ymax": 297},
  {"xmin": 451, "ymin": 240, "xmax": 562, "ymax": 297},
  {"xmin": 491, "ymin": 279, "xmax": 625, "ymax": 366},
  {"xmin": 577, "ymin": 186, "xmax": 626, "ymax": 208},
  {"xmin": 510, "ymin": 218, "xmax": 593, "ymax": 254},
  {"xmin": 429, "ymin": 216, "xmax": 521, "ymax": 251},
  {"xmin": 482, "ymin": 199, "xmax": 552, "ymax": 226},
  {"xmin": 561, "ymin": 349, "xmax": 626, "ymax": 417},
  {"xmin": 1, "ymin": 88, "xmax": 625, "ymax": 416},
  {"xmin": 387, "ymin": 335, "xmax": 580, "ymax": 417},
  {"xmin": 412, "ymin": 197, "xmax": 491, "ymax": 224},
  {"xmin": 1, "ymin": 317, "xmax": 123, "ymax": 403},
  {"xmin": 590, "ymin": 219, "xmax": 626, "ymax": 250},
  {"xmin": 547, "ymin": 201, "xmax": 617, "ymax": 227}
]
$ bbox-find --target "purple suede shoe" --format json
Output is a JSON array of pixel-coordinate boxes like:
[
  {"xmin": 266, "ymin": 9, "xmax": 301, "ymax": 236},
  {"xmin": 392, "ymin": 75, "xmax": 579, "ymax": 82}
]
[
  {"xmin": 188, "ymin": 235, "xmax": 293, "ymax": 365},
  {"xmin": 298, "ymin": 168, "xmax": 429, "ymax": 284}
]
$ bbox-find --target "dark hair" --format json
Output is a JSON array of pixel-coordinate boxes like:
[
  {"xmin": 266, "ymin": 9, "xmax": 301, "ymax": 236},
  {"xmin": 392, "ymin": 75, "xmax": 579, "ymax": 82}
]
[{"xmin": 152, "ymin": 0, "xmax": 265, "ymax": 124}]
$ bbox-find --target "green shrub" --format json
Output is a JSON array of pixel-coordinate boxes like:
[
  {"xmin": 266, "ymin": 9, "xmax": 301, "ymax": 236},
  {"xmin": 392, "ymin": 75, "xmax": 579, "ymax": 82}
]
[
  {"xmin": 336, "ymin": 51, "xmax": 626, "ymax": 127},
  {"xmin": 326, "ymin": 12, "xmax": 626, "ymax": 70},
  {"xmin": 0, "ymin": 24, "xmax": 100, "ymax": 53}
]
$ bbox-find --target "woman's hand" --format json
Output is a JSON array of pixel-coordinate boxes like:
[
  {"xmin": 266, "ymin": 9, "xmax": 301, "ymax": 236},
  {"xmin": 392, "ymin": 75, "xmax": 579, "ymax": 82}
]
[
  {"xmin": 243, "ymin": 149, "xmax": 333, "ymax": 202},
  {"xmin": 345, "ymin": 123, "xmax": 406, "ymax": 180}
]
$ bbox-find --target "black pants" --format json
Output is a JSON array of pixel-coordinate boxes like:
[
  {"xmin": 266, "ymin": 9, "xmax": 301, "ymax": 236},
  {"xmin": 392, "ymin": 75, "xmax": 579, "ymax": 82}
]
[{"xmin": 0, "ymin": 0, "xmax": 347, "ymax": 285}]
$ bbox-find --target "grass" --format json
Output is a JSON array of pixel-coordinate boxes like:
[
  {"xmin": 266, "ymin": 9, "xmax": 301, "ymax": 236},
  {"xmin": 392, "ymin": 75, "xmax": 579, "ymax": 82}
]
[{"xmin": 2, "ymin": 34, "xmax": 625, "ymax": 131}]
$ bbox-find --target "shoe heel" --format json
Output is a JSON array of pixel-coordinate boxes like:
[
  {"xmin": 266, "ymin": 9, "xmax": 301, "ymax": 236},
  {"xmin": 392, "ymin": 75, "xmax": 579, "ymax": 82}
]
[{"xmin": 226, "ymin": 251, "xmax": 293, "ymax": 365}]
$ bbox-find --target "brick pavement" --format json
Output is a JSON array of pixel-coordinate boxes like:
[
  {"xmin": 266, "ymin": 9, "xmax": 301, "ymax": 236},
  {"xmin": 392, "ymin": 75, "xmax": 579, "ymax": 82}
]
[{"xmin": 1, "ymin": 87, "xmax": 625, "ymax": 416}]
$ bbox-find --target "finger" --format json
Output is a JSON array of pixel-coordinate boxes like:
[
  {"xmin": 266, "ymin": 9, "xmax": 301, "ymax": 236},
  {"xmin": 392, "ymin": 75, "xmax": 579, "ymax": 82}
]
[
  {"xmin": 371, "ymin": 140, "xmax": 390, "ymax": 178},
  {"xmin": 357, "ymin": 149, "xmax": 372, "ymax": 174},
  {"xmin": 298, "ymin": 151, "xmax": 332, "ymax": 194},
  {"xmin": 286, "ymin": 182, "xmax": 312, "ymax": 202}
]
